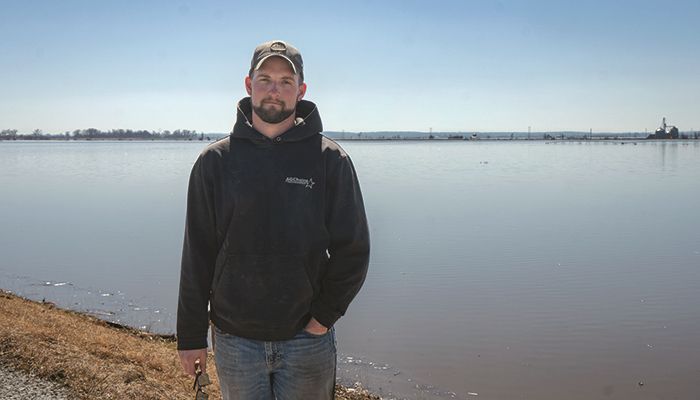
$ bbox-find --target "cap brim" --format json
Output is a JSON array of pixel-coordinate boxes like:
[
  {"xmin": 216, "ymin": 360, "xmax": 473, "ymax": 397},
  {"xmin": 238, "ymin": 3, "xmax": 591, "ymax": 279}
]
[{"xmin": 254, "ymin": 54, "xmax": 297, "ymax": 74}]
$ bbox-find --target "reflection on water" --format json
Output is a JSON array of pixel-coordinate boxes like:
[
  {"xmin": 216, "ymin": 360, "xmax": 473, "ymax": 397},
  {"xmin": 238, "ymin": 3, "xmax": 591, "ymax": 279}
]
[{"xmin": 1, "ymin": 140, "xmax": 700, "ymax": 400}]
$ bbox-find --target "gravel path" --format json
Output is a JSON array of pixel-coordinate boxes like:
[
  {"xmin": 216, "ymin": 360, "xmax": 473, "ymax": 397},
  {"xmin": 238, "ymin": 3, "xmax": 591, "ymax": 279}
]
[{"xmin": 0, "ymin": 364, "xmax": 70, "ymax": 400}]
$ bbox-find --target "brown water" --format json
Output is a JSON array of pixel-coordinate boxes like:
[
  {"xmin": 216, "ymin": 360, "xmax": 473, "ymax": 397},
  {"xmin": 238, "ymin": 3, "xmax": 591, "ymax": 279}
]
[{"xmin": 1, "ymin": 140, "xmax": 699, "ymax": 399}]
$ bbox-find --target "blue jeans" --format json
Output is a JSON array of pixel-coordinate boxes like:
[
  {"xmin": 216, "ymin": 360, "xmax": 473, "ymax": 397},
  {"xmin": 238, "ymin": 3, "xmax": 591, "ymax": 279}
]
[{"xmin": 213, "ymin": 325, "xmax": 336, "ymax": 400}]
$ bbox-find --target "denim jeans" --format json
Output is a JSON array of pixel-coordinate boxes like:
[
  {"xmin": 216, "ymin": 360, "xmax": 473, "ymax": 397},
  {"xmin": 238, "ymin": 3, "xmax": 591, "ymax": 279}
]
[{"xmin": 213, "ymin": 325, "xmax": 336, "ymax": 400}]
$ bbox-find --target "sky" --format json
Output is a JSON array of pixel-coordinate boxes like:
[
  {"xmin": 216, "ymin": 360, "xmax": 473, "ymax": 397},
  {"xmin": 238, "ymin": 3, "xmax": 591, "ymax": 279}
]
[{"xmin": 1, "ymin": 0, "xmax": 699, "ymax": 134}]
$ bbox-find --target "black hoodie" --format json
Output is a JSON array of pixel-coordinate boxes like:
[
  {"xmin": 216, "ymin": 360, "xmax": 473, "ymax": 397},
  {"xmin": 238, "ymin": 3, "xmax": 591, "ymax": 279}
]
[{"xmin": 176, "ymin": 97, "xmax": 370, "ymax": 350}]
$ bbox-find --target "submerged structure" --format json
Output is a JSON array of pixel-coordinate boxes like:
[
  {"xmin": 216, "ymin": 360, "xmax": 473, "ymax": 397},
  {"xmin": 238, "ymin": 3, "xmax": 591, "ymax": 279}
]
[{"xmin": 647, "ymin": 117, "xmax": 679, "ymax": 139}]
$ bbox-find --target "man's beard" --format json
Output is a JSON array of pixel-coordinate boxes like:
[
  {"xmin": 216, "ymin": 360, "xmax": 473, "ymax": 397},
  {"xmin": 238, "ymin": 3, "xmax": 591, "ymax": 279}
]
[{"xmin": 253, "ymin": 99, "xmax": 296, "ymax": 124}]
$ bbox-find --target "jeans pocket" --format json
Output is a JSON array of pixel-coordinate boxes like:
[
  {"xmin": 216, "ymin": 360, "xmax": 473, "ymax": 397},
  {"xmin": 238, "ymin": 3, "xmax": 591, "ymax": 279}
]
[
  {"xmin": 299, "ymin": 326, "xmax": 332, "ymax": 338},
  {"xmin": 212, "ymin": 324, "xmax": 229, "ymax": 336}
]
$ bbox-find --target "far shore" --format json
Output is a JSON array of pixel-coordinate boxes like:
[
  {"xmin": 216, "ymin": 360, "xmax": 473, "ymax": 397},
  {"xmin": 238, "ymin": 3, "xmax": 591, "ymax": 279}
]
[
  {"xmin": 0, "ymin": 290, "xmax": 378, "ymax": 400},
  {"xmin": 2, "ymin": 137, "xmax": 699, "ymax": 143}
]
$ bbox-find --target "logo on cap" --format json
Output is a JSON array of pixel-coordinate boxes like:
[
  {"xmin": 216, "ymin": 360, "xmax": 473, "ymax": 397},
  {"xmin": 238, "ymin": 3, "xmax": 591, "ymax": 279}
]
[{"xmin": 270, "ymin": 41, "xmax": 287, "ymax": 52}]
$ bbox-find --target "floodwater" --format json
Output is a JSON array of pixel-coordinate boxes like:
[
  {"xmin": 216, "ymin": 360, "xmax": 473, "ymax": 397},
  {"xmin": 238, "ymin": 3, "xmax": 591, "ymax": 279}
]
[{"xmin": 1, "ymin": 140, "xmax": 699, "ymax": 400}]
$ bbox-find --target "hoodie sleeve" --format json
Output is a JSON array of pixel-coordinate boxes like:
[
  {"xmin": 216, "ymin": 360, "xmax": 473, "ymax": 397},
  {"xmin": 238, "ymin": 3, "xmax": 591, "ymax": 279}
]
[
  {"xmin": 177, "ymin": 155, "xmax": 218, "ymax": 350},
  {"xmin": 311, "ymin": 152, "xmax": 370, "ymax": 328}
]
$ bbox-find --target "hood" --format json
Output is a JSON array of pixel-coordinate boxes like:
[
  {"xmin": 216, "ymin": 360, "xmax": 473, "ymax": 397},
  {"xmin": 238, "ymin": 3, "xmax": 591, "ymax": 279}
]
[{"xmin": 231, "ymin": 97, "xmax": 323, "ymax": 142}]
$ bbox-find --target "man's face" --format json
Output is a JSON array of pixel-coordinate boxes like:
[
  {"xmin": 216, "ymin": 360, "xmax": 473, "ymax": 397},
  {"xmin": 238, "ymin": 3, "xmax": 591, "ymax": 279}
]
[{"xmin": 245, "ymin": 56, "xmax": 306, "ymax": 124}]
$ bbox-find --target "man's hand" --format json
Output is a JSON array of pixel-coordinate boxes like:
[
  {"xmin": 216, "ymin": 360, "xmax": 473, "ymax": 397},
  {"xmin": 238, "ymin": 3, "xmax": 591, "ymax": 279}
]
[
  {"xmin": 178, "ymin": 348, "xmax": 208, "ymax": 376},
  {"xmin": 304, "ymin": 317, "xmax": 329, "ymax": 335}
]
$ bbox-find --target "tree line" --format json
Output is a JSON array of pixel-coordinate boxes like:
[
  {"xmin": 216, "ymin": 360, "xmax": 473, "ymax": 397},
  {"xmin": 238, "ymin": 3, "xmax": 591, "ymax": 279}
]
[{"xmin": 0, "ymin": 128, "xmax": 205, "ymax": 140}]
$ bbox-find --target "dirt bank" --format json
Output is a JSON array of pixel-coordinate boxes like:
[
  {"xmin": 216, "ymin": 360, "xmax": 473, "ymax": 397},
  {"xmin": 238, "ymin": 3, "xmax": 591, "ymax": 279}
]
[{"xmin": 0, "ymin": 290, "xmax": 378, "ymax": 399}]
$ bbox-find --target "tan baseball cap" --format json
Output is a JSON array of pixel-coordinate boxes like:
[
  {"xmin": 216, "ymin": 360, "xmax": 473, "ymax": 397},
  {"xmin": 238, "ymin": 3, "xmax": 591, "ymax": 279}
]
[{"xmin": 249, "ymin": 40, "xmax": 304, "ymax": 81}]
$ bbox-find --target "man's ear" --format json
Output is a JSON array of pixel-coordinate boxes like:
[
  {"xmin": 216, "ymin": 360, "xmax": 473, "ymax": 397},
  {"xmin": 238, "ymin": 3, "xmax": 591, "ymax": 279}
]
[
  {"xmin": 245, "ymin": 76, "xmax": 252, "ymax": 95},
  {"xmin": 297, "ymin": 82, "xmax": 307, "ymax": 101}
]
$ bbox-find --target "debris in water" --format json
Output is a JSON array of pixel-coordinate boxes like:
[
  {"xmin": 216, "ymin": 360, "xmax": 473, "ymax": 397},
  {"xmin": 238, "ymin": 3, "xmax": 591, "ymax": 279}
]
[
  {"xmin": 89, "ymin": 310, "xmax": 114, "ymax": 316},
  {"xmin": 468, "ymin": 392, "xmax": 479, "ymax": 396}
]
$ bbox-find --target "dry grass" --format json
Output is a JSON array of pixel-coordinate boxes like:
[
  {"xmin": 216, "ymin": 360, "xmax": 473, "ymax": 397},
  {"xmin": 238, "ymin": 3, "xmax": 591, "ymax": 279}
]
[{"xmin": 0, "ymin": 290, "xmax": 378, "ymax": 400}]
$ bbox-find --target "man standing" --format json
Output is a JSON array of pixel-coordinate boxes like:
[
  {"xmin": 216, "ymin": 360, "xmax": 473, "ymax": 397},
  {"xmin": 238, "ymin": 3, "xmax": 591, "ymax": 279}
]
[{"xmin": 176, "ymin": 40, "xmax": 370, "ymax": 400}]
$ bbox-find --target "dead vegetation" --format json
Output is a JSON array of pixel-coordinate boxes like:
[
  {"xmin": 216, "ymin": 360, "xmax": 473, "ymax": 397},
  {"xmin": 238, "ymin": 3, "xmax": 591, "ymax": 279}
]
[{"xmin": 0, "ymin": 290, "xmax": 378, "ymax": 399}]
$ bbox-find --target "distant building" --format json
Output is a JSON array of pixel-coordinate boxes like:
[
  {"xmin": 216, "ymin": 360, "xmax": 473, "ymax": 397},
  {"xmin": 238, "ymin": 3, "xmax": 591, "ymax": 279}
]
[{"xmin": 647, "ymin": 117, "xmax": 679, "ymax": 139}]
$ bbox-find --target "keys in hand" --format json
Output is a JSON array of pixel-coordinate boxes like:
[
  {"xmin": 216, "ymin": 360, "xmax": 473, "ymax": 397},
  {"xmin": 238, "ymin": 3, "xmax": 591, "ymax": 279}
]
[{"xmin": 193, "ymin": 360, "xmax": 212, "ymax": 399}]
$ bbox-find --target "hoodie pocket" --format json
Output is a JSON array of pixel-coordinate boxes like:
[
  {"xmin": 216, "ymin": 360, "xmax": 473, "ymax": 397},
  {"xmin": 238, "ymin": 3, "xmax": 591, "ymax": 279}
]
[{"xmin": 212, "ymin": 254, "xmax": 314, "ymax": 327}]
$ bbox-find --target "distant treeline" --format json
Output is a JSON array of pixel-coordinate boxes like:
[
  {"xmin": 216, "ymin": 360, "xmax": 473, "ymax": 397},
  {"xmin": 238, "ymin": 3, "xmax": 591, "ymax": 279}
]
[
  {"xmin": 0, "ymin": 128, "xmax": 207, "ymax": 141},
  {"xmin": 3, "ymin": 128, "xmax": 699, "ymax": 142}
]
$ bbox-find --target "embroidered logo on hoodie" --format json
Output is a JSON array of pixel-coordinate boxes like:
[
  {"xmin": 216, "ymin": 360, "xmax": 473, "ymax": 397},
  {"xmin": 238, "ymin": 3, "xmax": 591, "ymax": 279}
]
[{"xmin": 285, "ymin": 177, "xmax": 315, "ymax": 189}]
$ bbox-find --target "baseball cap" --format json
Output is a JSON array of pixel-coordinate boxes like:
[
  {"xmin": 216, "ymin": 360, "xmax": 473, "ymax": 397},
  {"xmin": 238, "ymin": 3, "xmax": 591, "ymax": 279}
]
[{"xmin": 249, "ymin": 40, "xmax": 304, "ymax": 82}]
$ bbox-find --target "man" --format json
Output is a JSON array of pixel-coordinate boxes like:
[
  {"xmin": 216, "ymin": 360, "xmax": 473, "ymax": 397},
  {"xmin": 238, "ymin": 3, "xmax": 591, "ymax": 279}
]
[{"xmin": 176, "ymin": 40, "xmax": 370, "ymax": 400}]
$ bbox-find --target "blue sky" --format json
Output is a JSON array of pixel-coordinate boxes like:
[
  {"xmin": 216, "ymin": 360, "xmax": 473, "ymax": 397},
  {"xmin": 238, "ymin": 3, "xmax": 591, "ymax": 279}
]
[{"xmin": 2, "ymin": 0, "xmax": 699, "ymax": 133}]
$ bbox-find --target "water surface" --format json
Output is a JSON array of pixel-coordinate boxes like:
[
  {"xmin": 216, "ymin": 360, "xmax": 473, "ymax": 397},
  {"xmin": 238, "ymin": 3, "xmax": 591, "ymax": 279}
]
[{"xmin": 1, "ymin": 140, "xmax": 699, "ymax": 399}]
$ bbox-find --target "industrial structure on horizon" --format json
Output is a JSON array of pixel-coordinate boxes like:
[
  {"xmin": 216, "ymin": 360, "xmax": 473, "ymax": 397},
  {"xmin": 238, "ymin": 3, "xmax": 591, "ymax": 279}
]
[{"xmin": 647, "ymin": 117, "xmax": 679, "ymax": 139}]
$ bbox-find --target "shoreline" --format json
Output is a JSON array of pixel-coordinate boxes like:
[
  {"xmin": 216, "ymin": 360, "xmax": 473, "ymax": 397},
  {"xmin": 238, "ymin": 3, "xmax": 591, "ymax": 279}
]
[
  {"xmin": 2, "ymin": 137, "xmax": 699, "ymax": 142},
  {"xmin": 0, "ymin": 290, "xmax": 378, "ymax": 400}
]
